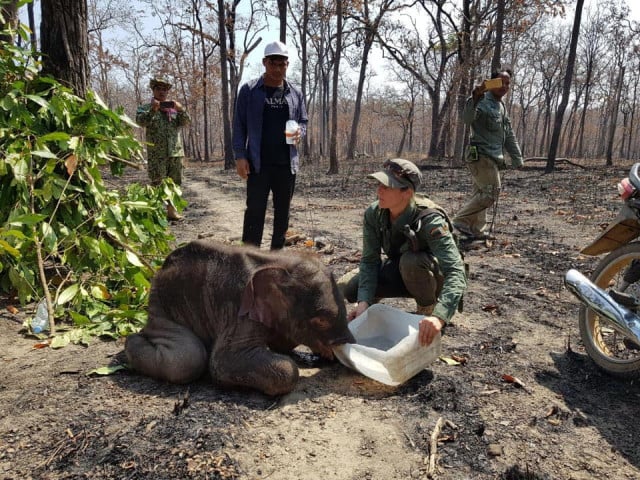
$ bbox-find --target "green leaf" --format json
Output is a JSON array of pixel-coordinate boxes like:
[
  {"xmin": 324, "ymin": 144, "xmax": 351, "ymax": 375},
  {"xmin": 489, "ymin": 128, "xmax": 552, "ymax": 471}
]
[
  {"xmin": 57, "ymin": 284, "xmax": 80, "ymax": 305},
  {"xmin": 8, "ymin": 214, "xmax": 47, "ymax": 226},
  {"xmin": 0, "ymin": 239, "xmax": 20, "ymax": 258},
  {"xmin": 50, "ymin": 335, "xmax": 71, "ymax": 349},
  {"xmin": 90, "ymin": 284, "xmax": 110, "ymax": 300},
  {"xmin": 125, "ymin": 250, "xmax": 144, "ymax": 267},
  {"xmin": 31, "ymin": 150, "xmax": 58, "ymax": 159},
  {"xmin": 24, "ymin": 94, "xmax": 50, "ymax": 109},
  {"xmin": 39, "ymin": 132, "xmax": 71, "ymax": 142},
  {"xmin": 87, "ymin": 365, "xmax": 127, "ymax": 376}
]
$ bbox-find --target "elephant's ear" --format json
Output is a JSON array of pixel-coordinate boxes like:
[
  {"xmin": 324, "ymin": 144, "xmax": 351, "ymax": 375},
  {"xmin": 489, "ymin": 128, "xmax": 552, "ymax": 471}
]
[{"xmin": 239, "ymin": 266, "xmax": 291, "ymax": 328}]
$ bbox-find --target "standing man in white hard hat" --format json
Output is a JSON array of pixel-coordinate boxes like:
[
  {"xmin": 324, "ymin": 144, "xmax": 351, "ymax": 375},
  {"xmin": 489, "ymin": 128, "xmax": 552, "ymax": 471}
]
[{"xmin": 232, "ymin": 41, "xmax": 308, "ymax": 249}]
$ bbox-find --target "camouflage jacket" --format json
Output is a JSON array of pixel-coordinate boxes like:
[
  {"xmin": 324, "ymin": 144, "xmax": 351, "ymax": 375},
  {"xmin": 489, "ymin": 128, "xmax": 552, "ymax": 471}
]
[{"xmin": 136, "ymin": 104, "xmax": 190, "ymax": 159}]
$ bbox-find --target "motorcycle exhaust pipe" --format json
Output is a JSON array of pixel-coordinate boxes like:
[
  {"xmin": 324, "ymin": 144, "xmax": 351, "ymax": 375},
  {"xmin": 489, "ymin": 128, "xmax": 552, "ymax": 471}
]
[{"xmin": 565, "ymin": 269, "xmax": 640, "ymax": 345}]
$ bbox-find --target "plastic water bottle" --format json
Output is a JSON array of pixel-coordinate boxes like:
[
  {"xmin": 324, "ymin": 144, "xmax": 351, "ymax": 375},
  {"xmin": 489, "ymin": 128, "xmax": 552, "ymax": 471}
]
[{"xmin": 31, "ymin": 299, "xmax": 49, "ymax": 334}]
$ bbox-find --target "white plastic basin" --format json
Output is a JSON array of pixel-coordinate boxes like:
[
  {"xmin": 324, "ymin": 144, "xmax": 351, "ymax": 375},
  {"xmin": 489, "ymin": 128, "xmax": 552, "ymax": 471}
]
[{"xmin": 333, "ymin": 303, "xmax": 441, "ymax": 386}]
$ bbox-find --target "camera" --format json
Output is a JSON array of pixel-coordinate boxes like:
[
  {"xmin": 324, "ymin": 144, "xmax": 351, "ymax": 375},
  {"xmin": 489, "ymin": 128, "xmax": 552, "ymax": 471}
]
[{"xmin": 160, "ymin": 101, "xmax": 175, "ymax": 109}]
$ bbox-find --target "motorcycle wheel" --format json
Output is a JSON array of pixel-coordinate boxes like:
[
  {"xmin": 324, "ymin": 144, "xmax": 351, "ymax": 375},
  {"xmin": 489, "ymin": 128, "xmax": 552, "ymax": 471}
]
[{"xmin": 579, "ymin": 242, "xmax": 640, "ymax": 378}]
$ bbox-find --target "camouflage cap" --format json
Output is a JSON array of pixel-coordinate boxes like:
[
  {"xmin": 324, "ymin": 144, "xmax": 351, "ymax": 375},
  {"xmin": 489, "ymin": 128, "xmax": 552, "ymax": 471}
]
[
  {"xmin": 368, "ymin": 158, "xmax": 423, "ymax": 190},
  {"xmin": 149, "ymin": 76, "xmax": 172, "ymax": 89}
]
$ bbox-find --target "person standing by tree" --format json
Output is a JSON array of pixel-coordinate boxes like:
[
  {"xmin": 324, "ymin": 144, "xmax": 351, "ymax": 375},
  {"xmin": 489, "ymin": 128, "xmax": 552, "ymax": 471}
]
[
  {"xmin": 233, "ymin": 41, "xmax": 308, "ymax": 250},
  {"xmin": 452, "ymin": 69, "xmax": 523, "ymax": 241},
  {"xmin": 136, "ymin": 76, "xmax": 191, "ymax": 221}
]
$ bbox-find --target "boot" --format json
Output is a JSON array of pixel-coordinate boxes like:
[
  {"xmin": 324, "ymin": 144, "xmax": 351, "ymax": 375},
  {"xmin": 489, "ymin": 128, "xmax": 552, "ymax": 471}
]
[{"xmin": 166, "ymin": 204, "xmax": 182, "ymax": 221}]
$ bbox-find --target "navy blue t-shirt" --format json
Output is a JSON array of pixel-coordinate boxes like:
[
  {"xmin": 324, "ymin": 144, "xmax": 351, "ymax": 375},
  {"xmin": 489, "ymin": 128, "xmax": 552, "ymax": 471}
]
[{"xmin": 260, "ymin": 86, "xmax": 290, "ymax": 166}]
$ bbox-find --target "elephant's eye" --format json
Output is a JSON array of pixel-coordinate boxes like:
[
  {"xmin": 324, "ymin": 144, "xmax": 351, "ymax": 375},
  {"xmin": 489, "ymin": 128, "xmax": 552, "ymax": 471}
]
[{"xmin": 310, "ymin": 316, "xmax": 331, "ymax": 331}]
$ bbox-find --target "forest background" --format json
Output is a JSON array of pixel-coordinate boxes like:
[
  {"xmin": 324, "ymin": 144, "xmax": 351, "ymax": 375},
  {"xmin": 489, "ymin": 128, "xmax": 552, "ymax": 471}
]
[{"xmin": 12, "ymin": 0, "xmax": 640, "ymax": 174}]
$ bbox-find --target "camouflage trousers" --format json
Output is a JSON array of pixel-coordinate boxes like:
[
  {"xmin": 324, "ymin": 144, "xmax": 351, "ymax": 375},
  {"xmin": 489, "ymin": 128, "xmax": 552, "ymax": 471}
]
[
  {"xmin": 337, "ymin": 252, "xmax": 444, "ymax": 308},
  {"xmin": 148, "ymin": 156, "xmax": 183, "ymax": 186},
  {"xmin": 452, "ymin": 154, "xmax": 500, "ymax": 236}
]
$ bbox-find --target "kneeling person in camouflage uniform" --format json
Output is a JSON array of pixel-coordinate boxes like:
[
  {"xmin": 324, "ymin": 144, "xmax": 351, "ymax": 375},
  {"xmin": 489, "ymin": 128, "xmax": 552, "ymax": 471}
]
[
  {"xmin": 338, "ymin": 159, "xmax": 467, "ymax": 346},
  {"xmin": 136, "ymin": 76, "xmax": 191, "ymax": 220}
]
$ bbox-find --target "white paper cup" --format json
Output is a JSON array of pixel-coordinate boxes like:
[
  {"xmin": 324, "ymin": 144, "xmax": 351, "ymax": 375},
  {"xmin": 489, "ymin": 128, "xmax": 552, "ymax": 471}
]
[{"xmin": 285, "ymin": 120, "xmax": 298, "ymax": 144}]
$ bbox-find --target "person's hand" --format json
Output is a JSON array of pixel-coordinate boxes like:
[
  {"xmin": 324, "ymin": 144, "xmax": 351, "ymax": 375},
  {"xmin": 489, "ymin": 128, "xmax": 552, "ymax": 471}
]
[
  {"xmin": 347, "ymin": 301, "xmax": 369, "ymax": 322},
  {"xmin": 292, "ymin": 126, "xmax": 302, "ymax": 145},
  {"xmin": 418, "ymin": 316, "xmax": 444, "ymax": 346},
  {"xmin": 174, "ymin": 101, "xmax": 184, "ymax": 112},
  {"xmin": 151, "ymin": 98, "xmax": 161, "ymax": 111},
  {"xmin": 472, "ymin": 83, "xmax": 487, "ymax": 103},
  {"xmin": 236, "ymin": 158, "xmax": 250, "ymax": 180}
]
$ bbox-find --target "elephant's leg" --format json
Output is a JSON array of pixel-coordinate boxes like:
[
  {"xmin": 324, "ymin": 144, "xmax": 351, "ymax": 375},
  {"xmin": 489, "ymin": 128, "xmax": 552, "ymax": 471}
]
[
  {"xmin": 210, "ymin": 346, "xmax": 299, "ymax": 396},
  {"xmin": 125, "ymin": 318, "xmax": 207, "ymax": 384}
]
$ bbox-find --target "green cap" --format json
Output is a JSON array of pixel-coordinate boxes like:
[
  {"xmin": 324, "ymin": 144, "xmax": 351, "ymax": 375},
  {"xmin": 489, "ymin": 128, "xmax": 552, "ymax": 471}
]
[
  {"xmin": 368, "ymin": 158, "xmax": 423, "ymax": 190},
  {"xmin": 149, "ymin": 76, "xmax": 172, "ymax": 89}
]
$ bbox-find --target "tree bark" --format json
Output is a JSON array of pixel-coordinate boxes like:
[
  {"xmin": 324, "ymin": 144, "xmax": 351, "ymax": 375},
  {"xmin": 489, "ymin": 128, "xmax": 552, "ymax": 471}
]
[
  {"xmin": 328, "ymin": 0, "xmax": 342, "ymax": 174},
  {"xmin": 490, "ymin": 0, "xmax": 505, "ymax": 73},
  {"xmin": 218, "ymin": 0, "xmax": 234, "ymax": 168},
  {"xmin": 277, "ymin": 0, "xmax": 286, "ymax": 42},
  {"xmin": 546, "ymin": 0, "xmax": 584, "ymax": 173},
  {"xmin": 40, "ymin": 0, "xmax": 89, "ymax": 97}
]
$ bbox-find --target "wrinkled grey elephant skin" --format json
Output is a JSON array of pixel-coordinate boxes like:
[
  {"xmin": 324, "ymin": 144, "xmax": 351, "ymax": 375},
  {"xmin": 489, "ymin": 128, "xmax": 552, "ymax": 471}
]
[{"xmin": 125, "ymin": 240, "xmax": 355, "ymax": 396}]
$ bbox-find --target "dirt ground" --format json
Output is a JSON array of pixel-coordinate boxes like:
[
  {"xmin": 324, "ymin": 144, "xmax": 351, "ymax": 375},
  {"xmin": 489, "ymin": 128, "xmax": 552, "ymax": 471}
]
[{"xmin": 2, "ymin": 156, "xmax": 640, "ymax": 480}]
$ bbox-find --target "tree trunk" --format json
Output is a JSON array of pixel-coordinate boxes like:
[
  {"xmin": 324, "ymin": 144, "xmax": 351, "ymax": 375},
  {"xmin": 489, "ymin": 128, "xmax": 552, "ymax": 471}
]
[
  {"xmin": 546, "ymin": 0, "xmax": 584, "ymax": 173},
  {"xmin": 193, "ymin": 2, "xmax": 211, "ymax": 163},
  {"xmin": 300, "ymin": 0, "xmax": 309, "ymax": 157},
  {"xmin": 346, "ymin": 0, "xmax": 395, "ymax": 161},
  {"xmin": 218, "ymin": 0, "xmax": 234, "ymax": 168},
  {"xmin": 454, "ymin": 0, "xmax": 473, "ymax": 163},
  {"xmin": 490, "ymin": 0, "xmax": 505, "ymax": 73},
  {"xmin": 40, "ymin": 0, "xmax": 89, "ymax": 97},
  {"xmin": 606, "ymin": 64, "xmax": 625, "ymax": 166},
  {"xmin": 277, "ymin": 0, "xmax": 286, "ymax": 42},
  {"xmin": 328, "ymin": 0, "xmax": 342, "ymax": 174}
]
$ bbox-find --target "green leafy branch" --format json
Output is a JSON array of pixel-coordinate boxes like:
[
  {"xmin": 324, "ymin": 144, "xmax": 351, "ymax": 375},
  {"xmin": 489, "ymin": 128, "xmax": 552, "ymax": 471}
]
[{"xmin": 0, "ymin": 31, "xmax": 185, "ymax": 345}]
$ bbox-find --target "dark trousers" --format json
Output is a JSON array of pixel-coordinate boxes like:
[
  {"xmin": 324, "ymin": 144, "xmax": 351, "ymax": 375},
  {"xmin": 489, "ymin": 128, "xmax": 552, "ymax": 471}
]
[
  {"xmin": 341, "ymin": 252, "xmax": 444, "ymax": 306},
  {"xmin": 242, "ymin": 165, "xmax": 296, "ymax": 250}
]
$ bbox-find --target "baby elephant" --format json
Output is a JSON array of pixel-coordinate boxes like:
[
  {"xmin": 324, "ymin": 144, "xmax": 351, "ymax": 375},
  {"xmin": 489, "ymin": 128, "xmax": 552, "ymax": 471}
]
[{"xmin": 125, "ymin": 240, "xmax": 355, "ymax": 396}]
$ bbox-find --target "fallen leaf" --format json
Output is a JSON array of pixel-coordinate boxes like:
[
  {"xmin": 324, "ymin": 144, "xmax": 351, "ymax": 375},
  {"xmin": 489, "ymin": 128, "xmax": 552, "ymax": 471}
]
[
  {"xmin": 65, "ymin": 154, "xmax": 78, "ymax": 175},
  {"xmin": 480, "ymin": 389, "xmax": 500, "ymax": 395},
  {"xmin": 6, "ymin": 305, "xmax": 18, "ymax": 314},
  {"xmin": 32, "ymin": 340, "xmax": 51, "ymax": 349},
  {"xmin": 451, "ymin": 354, "xmax": 468, "ymax": 364},
  {"xmin": 501, "ymin": 374, "xmax": 531, "ymax": 393},
  {"xmin": 439, "ymin": 356, "xmax": 461, "ymax": 366}
]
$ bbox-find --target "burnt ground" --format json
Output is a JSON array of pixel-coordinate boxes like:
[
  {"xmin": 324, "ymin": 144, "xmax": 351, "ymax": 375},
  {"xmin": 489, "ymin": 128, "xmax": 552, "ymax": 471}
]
[{"xmin": 2, "ymin": 156, "xmax": 640, "ymax": 480}]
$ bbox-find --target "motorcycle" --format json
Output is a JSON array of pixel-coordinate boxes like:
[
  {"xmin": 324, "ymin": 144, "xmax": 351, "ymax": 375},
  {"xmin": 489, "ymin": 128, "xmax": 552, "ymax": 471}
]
[{"xmin": 565, "ymin": 163, "xmax": 640, "ymax": 378}]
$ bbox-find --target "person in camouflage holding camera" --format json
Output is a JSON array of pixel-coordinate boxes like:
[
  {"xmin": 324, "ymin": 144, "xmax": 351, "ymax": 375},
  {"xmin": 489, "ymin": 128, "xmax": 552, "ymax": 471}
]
[{"xmin": 136, "ymin": 76, "xmax": 191, "ymax": 221}]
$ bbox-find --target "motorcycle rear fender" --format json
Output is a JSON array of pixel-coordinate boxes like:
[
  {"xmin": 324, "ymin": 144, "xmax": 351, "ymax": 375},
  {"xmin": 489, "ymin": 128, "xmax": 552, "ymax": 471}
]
[{"xmin": 581, "ymin": 204, "xmax": 640, "ymax": 256}]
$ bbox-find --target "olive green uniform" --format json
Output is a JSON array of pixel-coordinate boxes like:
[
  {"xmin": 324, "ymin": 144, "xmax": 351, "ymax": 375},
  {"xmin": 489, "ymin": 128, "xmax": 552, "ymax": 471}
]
[
  {"xmin": 453, "ymin": 92, "xmax": 523, "ymax": 237},
  {"xmin": 340, "ymin": 194, "xmax": 467, "ymax": 324},
  {"xmin": 136, "ymin": 104, "xmax": 190, "ymax": 186}
]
